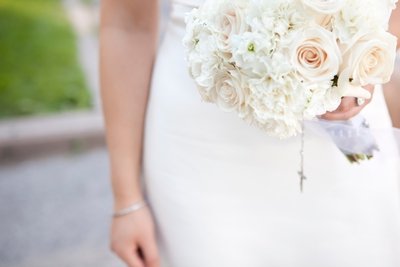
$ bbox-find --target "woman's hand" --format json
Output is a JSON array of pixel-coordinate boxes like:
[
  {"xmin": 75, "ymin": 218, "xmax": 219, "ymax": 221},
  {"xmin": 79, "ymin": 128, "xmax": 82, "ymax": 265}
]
[
  {"xmin": 320, "ymin": 84, "xmax": 374, "ymax": 121},
  {"xmin": 110, "ymin": 206, "xmax": 160, "ymax": 267}
]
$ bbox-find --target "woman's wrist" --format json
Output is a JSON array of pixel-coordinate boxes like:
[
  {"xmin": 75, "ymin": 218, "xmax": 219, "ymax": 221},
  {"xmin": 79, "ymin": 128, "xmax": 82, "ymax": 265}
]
[
  {"xmin": 113, "ymin": 198, "xmax": 147, "ymax": 218},
  {"xmin": 113, "ymin": 192, "xmax": 144, "ymax": 211},
  {"xmin": 110, "ymin": 172, "xmax": 144, "ymax": 211}
]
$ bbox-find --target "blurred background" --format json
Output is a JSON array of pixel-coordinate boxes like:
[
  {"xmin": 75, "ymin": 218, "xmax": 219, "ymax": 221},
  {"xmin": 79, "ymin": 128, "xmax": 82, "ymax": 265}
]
[
  {"xmin": 0, "ymin": 1, "xmax": 399, "ymax": 267},
  {"xmin": 0, "ymin": 0, "xmax": 169, "ymax": 266}
]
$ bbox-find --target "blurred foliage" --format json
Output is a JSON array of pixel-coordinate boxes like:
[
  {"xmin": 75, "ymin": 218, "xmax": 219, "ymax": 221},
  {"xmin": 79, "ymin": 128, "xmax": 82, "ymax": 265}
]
[{"xmin": 0, "ymin": 0, "xmax": 92, "ymax": 119}]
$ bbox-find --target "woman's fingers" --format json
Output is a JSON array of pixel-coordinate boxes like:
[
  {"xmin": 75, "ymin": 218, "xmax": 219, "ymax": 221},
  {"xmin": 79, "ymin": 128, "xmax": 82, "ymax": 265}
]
[
  {"xmin": 140, "ymin": 233, "xmax": 161, "ymax": 267},
  {"xmin": 117, "ymin": 246, "xmax": 146, "ymax": 267},
  {"xmin": 109, "ymin": 206, "xmax": 160, "ymax": 267},
  {"xmin": 115, "ymin": 237, "xmax": 160, "ymax": 267},
  {"xmin": 321, "ymin": 96, "xmax": 370, "ymax": 120},
  {"xmin": 321, "ymin": 85, "xmax": 374, "ymax": 121}
]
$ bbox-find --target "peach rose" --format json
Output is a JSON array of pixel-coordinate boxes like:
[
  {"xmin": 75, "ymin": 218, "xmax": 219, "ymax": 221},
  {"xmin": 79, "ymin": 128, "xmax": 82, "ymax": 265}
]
[{"xmin": 291, "ymin": 26, "xmax": 341, "ymax": 83}]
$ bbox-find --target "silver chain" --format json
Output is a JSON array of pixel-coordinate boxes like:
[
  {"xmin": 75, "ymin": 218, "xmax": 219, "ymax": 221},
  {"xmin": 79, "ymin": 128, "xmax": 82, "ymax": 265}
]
[{"xmin": 298, "ymin": 120, "xmax": 307, "ymax": 193}]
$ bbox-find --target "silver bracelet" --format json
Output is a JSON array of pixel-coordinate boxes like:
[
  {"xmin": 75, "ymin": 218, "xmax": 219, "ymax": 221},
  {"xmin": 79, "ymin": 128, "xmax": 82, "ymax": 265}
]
[{"xmin": 113, "ymin": 199, "xmax": 148, "ymax": 218}]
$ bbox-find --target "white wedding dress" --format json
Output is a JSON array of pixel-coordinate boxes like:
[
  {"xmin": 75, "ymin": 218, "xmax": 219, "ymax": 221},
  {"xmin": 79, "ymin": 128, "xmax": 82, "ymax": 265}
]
[{"xmin": 141, "ymin": 1, "xmax": 400, "ymax": 266}]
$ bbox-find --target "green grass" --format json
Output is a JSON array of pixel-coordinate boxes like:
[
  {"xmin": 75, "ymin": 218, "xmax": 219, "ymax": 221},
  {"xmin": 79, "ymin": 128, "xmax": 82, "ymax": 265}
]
[{"xmin": 0, "ymin": 0, "xmax": 92, "ymax": 119}]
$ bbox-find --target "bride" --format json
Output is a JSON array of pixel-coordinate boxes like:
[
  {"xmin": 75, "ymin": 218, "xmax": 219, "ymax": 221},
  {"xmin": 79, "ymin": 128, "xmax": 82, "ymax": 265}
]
[{"xmin": 99, "ymin": 0, "xmax": 400, "ymax": 266}]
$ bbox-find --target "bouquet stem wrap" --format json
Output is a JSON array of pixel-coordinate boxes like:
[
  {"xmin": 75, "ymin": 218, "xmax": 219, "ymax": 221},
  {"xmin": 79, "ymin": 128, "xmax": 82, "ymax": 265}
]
[{"xmin": 316, "ymin": 115, "xmax": 380, "ymax": 163}]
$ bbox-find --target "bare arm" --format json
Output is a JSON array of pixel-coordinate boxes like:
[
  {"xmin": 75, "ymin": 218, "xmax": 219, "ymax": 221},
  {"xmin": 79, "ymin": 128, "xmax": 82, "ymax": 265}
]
[
  {"xmin": 99, "ymin": 1, "xmax": 161, "ymax": 267},
  {"xmin": 100, "ymin": 0, "xmax": 159, "ymax": 210},
  {"xmin": 389, "ymin": 4, "xmax": 400, "ymax": 49},
  {"xmin": 384, "ymin": 4, "xmax": 400, "ymax": 127}
]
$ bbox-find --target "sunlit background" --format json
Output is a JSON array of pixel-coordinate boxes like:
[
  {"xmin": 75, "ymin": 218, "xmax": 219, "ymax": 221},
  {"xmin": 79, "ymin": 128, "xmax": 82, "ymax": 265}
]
[
  {"xmin": 0, "ymin": 1, "xmax": 399, "ymax": 267},
  {"xmin": 0, "ymin": 0, "xmax": 169, "ymax": 266}
]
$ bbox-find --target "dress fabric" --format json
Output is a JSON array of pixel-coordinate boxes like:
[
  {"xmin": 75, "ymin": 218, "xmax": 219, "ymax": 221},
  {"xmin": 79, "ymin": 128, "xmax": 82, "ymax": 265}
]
[{"xmin": 141, "ymin": 1, "xmax": 400, "ymax": 266}]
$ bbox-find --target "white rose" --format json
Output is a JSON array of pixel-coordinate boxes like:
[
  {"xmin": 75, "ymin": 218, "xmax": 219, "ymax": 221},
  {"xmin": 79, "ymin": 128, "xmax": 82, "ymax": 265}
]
[
  {"xmin": 340, "ymin": 30, "xmax": 397, "ymax": 87},
  {"xmin": 301, "ymin": 0, "xmax": 345, "ymax": 14},
  {"xmin": 213, "ymin": 1, "xmax": 248, "ymax": 54},
  {"xmin": 209, "ymin": 69, "xmax": 249, "ymax": 115},
  {"xmin": 291, "ymin": 26, "xmax": 341, "ymax": 83}
]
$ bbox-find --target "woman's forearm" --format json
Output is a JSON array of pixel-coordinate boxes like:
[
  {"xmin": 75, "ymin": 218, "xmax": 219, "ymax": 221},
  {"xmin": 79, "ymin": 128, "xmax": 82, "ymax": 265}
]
[
  {"xmin": 99, "ymin": 0, "xmax": 159, "ymax": 210},
  {"xmin": 384, "ymin": 4, "xmax": 400, "ymax": 127},
  {"xmin": 389, "ymin": 4, "xmax": 400, "ymax": 49}
]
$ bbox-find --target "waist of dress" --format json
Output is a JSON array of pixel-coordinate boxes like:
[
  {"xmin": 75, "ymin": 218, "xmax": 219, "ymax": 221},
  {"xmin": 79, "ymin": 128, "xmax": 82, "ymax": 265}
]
[
  {"xmin": 169, "ymin": 1, "xmax": 200, "ymax": 26},
  {"xmin": 172, "ymin": 0, "xmax": 201, "ymax": 8}
]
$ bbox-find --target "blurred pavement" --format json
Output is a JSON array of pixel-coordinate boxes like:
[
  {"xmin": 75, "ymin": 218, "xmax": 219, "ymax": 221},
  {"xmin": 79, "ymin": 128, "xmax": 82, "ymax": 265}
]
[{"xmin": 0, "ymin": 148, "xmax": 124, "ymax": 267}]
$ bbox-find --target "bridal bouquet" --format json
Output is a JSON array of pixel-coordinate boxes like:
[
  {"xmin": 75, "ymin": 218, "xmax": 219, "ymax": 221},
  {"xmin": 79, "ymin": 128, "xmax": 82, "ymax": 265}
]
[{"xmin": 183, "ymin": 0, "xmax": 398, "ymax": 139}]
